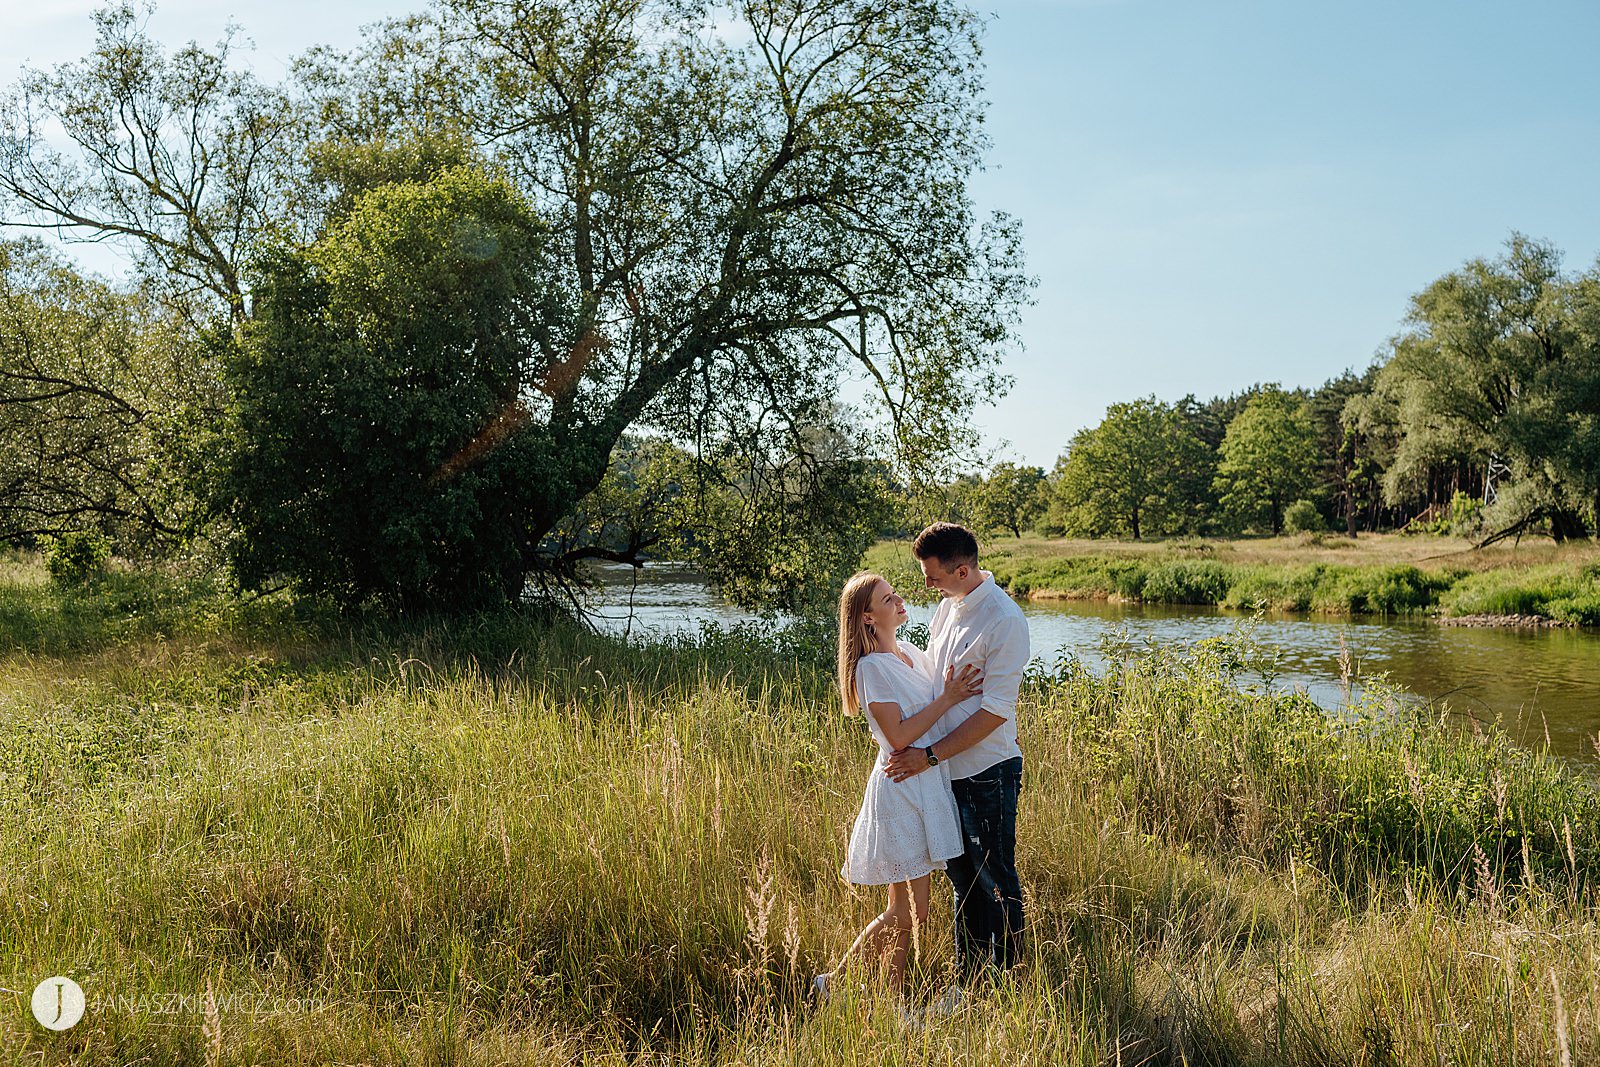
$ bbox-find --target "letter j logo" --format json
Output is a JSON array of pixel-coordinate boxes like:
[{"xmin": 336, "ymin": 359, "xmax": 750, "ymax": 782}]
[{"xmin": 31, "ymin": 976, "xmax": 85, "ymax": 1031}]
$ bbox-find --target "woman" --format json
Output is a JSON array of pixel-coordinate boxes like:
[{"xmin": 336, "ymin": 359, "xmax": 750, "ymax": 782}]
[{"xmin": 813, "ymin": 571, "xmax": 982, "ymax": 1000}]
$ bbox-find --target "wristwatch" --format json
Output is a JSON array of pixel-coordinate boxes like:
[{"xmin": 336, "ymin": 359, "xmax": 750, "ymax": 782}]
[{"xmin": 924, "ymin": 746, "xmax": 939, "ymax": 766}]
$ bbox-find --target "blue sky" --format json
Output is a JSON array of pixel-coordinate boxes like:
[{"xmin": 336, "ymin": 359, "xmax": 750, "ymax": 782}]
[{"xmin": 4, "ymin": 0, "xmax": 1598, "ymax": 467}]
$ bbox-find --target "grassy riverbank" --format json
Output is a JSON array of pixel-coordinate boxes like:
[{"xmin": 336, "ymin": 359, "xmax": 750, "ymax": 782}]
[
  {"xmin": 5, "ymin": 556, "xmax": 1600, "ymax": 1064},
  {"xmin": 867, "ymin": 534, "xmax": 1600, "ymax": 624}
]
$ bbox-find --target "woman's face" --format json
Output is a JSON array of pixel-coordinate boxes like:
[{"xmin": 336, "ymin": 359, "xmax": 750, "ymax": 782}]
[{"xmin": 863, "ymin": 579, "xmax": 908, "ymax": 633}]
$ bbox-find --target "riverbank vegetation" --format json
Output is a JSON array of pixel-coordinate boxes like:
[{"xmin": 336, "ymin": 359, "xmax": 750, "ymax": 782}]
[
  {"xmin": 6, "ymin": 559, "xmax": 1600, "ymax": 1064},
  {"xmin": 868, "ymin": 535, "xmax": 1600, "ymax": 624}
]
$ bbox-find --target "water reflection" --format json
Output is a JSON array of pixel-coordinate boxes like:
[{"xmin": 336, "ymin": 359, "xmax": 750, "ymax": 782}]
[{"xmin": 583, "ymin": 563, "xmax": 1600, "ymax": 761}]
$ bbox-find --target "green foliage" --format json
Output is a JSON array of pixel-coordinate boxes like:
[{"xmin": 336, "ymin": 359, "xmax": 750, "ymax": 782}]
[
  {"xmin": 972, "ymin": 461, "xmax": 1048, "ymax": 538},
  {"xmin": 0, "ymin": 3, "xmax": 296, "ymax": 321},
  {"xmin": 978, "ymin": 551, "xmax": 1459, "ymax": 616},
  {"xmin": 224, "ymin": 166, "xmax": 561, "ymax": 610},
  {"xmin": 0, "ymin": 555, "xmax": 310, "ymax": 656},
  {"xmin": 694, "ymin": 451, "xmax": 900, "ymax": 614},
  {"xmin": 1035, "ymin": 627, "xmax": 1600, "ymax": 896},
  {"xmin": 1214, "ymin": 386, "xmax": 1318, "ymax": 534},
  {"xmin": 1311, "ymin": 564, "xmax": 1450, "ymax": 614},
  {"xmin": 3, "ymin": 0, "xmax": 1028, "ymax": 617},
  {"xmin": 1046, "ymin": 397, "xmax": 1214, "ymax": 539},
  {"xmin": 0, "ymin": 240, "xmax": 218, "ymax": 550},
  {"xmin": 1403, "ymin": 490, "xmax": 1484, "ymax": 537},
  {"xmin": 410, "ymin": 0, "xmax": 1026, "ymax": 581},
  {"xmin": 1447, "ymin": 490, "xmax": 1485, "ymax": 535},
  {"xmin": 1138, "ymin": 561, "xmax": 1233, "ymax": 604},
  {"xmin": 1441, "ymin": 563, "xmax": 1600, "ymax": 624},
  {"xmin": 988, "ymin": 554, "xmax": 1148, "ymax": 600},
  {"xmin": 306, "ymin": 127, "xmax": 477, "ymax": 222},
  {"xmin": 1282, "ymin": 499, "xmax": 1324, "ymax": 535},
  {"xmin": 43, "ymin": 531, "xmax": 111, "ymax": 586},
  {"xmin": 1376, "ymin": 234, "xmax": 1600, "ymax": 541}
]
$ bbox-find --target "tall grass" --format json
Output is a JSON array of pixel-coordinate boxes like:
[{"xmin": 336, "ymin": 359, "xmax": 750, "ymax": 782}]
[
  {"xmin": 4, "ymin": 560, "xmax": 1600, "ymax": 1064},
  {"xmin": 1440, "ymin": 561, "xmax": 1600, "ymax": 624}
]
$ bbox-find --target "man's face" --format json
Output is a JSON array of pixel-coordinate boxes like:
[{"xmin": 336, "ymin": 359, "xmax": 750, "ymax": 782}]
[{"xmin": 918, "ymin": 555, "xmax": 970, "ymax": 598}]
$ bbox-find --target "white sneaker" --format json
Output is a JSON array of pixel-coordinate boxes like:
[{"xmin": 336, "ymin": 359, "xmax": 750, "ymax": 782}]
[
  {"xmin": 897, "ymin": 999, "xmax": 925, "ymax": 1030},
  {"xmin": 809, "ymin": 973, "xmax": 831, "ymax": 1005},
  {"xmin": 927, "ymin": 984, "xmax": 967, "ymax": 1017}
]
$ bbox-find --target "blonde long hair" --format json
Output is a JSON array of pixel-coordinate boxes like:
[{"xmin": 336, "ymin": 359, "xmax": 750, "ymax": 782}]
[{"xmin": 837, "ymin": 571, "xmax": 887, "ymax": 715}]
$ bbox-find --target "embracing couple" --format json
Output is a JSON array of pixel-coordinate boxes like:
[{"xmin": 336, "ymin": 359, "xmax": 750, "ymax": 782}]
[{"xmin": 814, "ymin": 522, "xmax": 1029, "ymax": 1008}]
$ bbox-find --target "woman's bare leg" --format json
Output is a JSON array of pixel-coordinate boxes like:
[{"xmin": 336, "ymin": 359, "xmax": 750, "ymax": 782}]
[{"xmin": 825, "ymin": 875, "xmax": 932, "ymax": 990}]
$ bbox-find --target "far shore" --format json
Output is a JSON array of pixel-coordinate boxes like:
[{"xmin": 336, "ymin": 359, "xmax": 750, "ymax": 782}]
[{"xmin": 865, "ymin": 532, "xmax": 1600, "ymax": 626}]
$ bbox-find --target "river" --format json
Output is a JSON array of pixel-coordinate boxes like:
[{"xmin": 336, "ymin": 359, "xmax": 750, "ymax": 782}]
[{"xmin": 583, "ymin": 563, "xmax": 1600, "ymax": 762}]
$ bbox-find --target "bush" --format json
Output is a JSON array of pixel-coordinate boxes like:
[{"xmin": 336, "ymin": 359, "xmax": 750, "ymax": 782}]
[
  {"xmin": 1547, "ymin": 593, "xmax": 1600, "ymax": 626},
  {"xmin": 1282, "ymin": 499, "xmax": 1323, "ymax": 534},
  {"xmin": 1140, "ymin": 561, "xmax": 1231, "ymax": 604},
  {"xmin": 1442, "ymin": 564, "xmax": 1600, "ymax": 622},
  {"xmin": 44, "ymin": 531, "xmax": 111, "ymax": 586},
  {"xmin": 1446, "ymin": 490, "xmax": 1484, "ymax": 536},
  {"xmin": 224, "ymin": 167, "xmax": 560, "ymax": 612},
  {"xmin": 1221, "ymin": 566, "xmax": 1321, "ymax": 612},
  {"xmin": 1348, "ymin": 564, "xmax": 1448, "ymax": 614}
]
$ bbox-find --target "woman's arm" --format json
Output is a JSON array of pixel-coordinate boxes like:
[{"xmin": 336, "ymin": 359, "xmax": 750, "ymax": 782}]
[{"xmin": 865, "ymin": 664, "xmax": 982, "ymax": 751}]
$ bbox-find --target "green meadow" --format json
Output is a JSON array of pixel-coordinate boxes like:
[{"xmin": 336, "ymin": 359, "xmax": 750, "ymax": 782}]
[
  {"xmin": 867, "ymin": 535, "xmax": 1600, "ymax": 624},
  {"xmin": 5, "ymin": 554, "xmax": 1600, "ymax": 1065}
]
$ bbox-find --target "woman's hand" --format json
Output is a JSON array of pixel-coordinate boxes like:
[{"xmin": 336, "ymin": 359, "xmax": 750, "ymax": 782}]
[{"xmin": 942, "ymin": 663, "xmax": 983, "ymax": 703}]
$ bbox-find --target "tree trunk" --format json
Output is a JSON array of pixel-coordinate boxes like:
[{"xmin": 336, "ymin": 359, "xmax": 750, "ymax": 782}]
[
  {"xmin": 1131, "ymin": 505, "xmax": 1141, "ymax": 541},
  {"xmin": 1550, "ymin": 508, "xmax": 1587, "ymax": 543}
]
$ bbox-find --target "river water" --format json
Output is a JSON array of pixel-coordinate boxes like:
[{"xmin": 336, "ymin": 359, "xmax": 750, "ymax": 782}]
[{"xmin": 583, "ymin": 563, "xmax": 1600, "ymax": 762}]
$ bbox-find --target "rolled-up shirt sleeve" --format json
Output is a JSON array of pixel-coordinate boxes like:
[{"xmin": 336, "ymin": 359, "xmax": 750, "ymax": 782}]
[{"xmin": 979, "ymin": 614, "xmax": 1030, "ymax": 721}]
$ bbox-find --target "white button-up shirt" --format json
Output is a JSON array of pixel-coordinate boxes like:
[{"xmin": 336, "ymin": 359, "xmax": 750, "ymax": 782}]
[{"xmin": 926, "ymin": 571, "xmax": 1029, "ymax": 779}]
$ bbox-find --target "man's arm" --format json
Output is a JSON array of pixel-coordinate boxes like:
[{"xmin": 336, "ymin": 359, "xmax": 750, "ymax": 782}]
[
  {"xmin": 884, "ymin": 613, "xmax": 1029, "ymax": 782},
  {"xmin": 883, "ymin": 708, "xmax": 1004, "ymax": 782}
]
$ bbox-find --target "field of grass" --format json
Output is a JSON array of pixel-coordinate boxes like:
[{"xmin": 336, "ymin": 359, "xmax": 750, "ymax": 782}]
[
  {"xmin": 5, "ymin": 556, "xmax": 1600, "ymax": 1064},
  {"xmin": 866, "ymin": 534, "xmax": 1600, "ymax": 623}
]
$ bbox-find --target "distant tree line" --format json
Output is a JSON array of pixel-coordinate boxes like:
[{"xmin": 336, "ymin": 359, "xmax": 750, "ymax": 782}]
[{"xmin": 933, "ymin": 235, "xmax": 1600, "ymax": 543}]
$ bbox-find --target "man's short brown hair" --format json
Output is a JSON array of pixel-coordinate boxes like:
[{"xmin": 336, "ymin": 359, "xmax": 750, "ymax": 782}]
[{"xmin": 912, "ymin": 522, "xmax": 979, "ymax": 568}]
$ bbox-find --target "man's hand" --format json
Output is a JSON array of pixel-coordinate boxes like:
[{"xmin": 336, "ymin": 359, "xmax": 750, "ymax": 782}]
[{"xmin": 884, "ymin": 745, "xmax": 931, "ymax": 782}]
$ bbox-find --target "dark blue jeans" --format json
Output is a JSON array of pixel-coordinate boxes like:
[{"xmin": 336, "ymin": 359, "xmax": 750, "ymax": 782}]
[{"xmin": 946, "ymin": 756, "xmax": 1024, "ymax": 979}]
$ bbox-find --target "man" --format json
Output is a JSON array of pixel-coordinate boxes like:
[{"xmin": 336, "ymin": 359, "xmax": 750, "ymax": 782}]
[{"xmin": 884, "ymin": 522, "xmax": 1029, "ymax": 982}]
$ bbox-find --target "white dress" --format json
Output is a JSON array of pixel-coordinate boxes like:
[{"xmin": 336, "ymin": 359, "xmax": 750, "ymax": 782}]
[{"xmin": 841, "ymin": 641, "xmax": 965, "ymax": 885}]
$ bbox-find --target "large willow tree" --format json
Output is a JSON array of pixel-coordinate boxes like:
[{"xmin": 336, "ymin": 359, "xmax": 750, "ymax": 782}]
[
  {"xmin": 1373, "ymin": 235, "xmax": 1600, "ymax": 543},
  {"xmin": 2, "ymin": 0, "xmax": 1028, "ymax": 609}
]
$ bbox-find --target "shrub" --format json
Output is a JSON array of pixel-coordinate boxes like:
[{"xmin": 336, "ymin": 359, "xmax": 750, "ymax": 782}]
[
  {"xmin": 44, "ymin": 531, "xmax": 111, "ymax": 586},
  {"xmin": 1437, "ymin": 562, "xmax": 1600, "ymax": 623},
  {"xmin": 1547, "ymin": 593, "xmax": 1600, "ymax": 626},
  {"xmin": 1141, "ymin": 561, "xmax": 1231, "ymax": 604},
  {"xmin": 1282, "ymin": 499, "xmax": 1323, "ymax": 535},
  {"xmin": 1356, "ymin": 564, "xmax": 1448, "ymax": 614},
  {"xmin": 1221, "ymin": 566, "xmax": 1321, "ymax": 612},
  {"xmin": 1445, "ymin": 490, "xmax": 1484, "ymax": 536},
  {"xmin": 224, "ymin": 167, "xmax": 561, "ymax": 612}
]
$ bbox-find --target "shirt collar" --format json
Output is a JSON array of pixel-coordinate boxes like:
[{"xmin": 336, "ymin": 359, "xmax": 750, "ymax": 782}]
[{"xmin": 952, "ymin": 571, "xmax": 995, "ymax": 616}]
